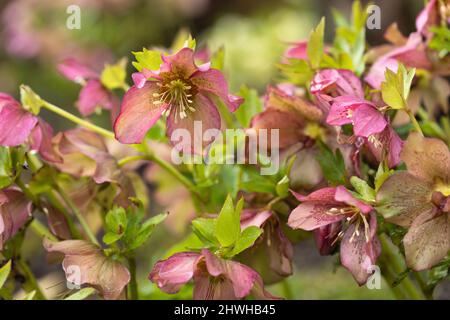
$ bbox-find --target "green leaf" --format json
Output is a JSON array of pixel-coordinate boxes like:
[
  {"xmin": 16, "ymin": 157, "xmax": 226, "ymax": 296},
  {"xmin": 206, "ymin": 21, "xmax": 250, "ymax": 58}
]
[
  {"xmin": 105, "ymin": 207, "xmax": 128, "ymax": 234},
  {"xmin": 128, "ymin": 213, "xmax": 168, "ymax": 250},
  {"xmin": 102, "ymin": 232, "xmax": 123, "ymax": 245},
  {"xmin": 65, "ymin": 287, "xmax": 97, "ymax": 300},
  {"xmin": 307, "ymin": 17, "xmax": 325, "ymax": 69},
  {"xmin": 229, "ymin": 226, "xmax": 263, "ymax": 257},
  {"xmin": 240, "ymin": 168, "xmax": 276, "ymax": 194},
  {"xmin": 20, "ymin": 85, "xmax": 42, "ymax": 115},
  {"xmin": 316, "ymin": 140, "xmax": 347, "ymax": 186},
  {"xmin": 100, "ymin": 58, "xmax": 128, "ymax": 90},
  {"xmin": 380, "ymin": 64, "xmax": 415, "ymax": 110},
  {"xmin": 215, "ymin": 195, "xmax": 240, "ymax": 247},
  {"xmin": 234, "ymin": 85, "xmax": 263, "ymax": 128},
  {"xmin": 132, "ymin": 48, "xmax": 163, "ymax": 72},
  {"xmin": 192, "ymin": 218, "xmax": 217, "ymax": 246},
  {"xmin": 350, "ymin": 176, "xmax": 375, "ymax": 202},
  {"xmin": 0, "ymin": 261, "xmax": 11, "ymax": 289},
  {"xmin": 374, "ymin": 163, "xmax": 394, "ymax": 192}
]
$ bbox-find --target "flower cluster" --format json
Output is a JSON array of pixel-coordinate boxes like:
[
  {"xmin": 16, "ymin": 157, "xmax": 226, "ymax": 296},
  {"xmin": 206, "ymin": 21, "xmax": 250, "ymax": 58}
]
[{"xmin": 0, "ymin": 0, "xmax": 449, "ymax": 301}]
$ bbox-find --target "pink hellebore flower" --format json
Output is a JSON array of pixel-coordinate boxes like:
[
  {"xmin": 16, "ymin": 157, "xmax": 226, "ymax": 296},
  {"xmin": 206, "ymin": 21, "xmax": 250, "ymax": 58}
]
[
  {"xmin": 310, "ymin": 69, "xmax": 364, "ymax": 111},
  {"xmin": 43, "ymin": 239, "xmax": 130, "ymax": 300},
  {"xmin": 114, "ymin": 47, "xmax": 243, "ymax": 150},
  {"xmin": 58, "ymin": 58, "xmax": 118, "ymax": 117},
  {"xmin": 377, "ymin": 133, "xmax": 450, "ymax": 271},
  {"xmin": 0, "ymin": 93, "xmax": 61, "ymax": 163},
  {"xmin": 239, "ymin": 210, "xmax": 293, "ymax": 284},
  {"xmin": 0, "ymin": 189, "xmax": 32, "ymax": 250},
  {"xmin": 288, "ymin": 187, "xmax": 381, "ymax": 285},
  {"xmin": 149, "ymin": 249, "xmax": 279, "ymax": 300},
  {"xmin": 251, "ymin": 85, "xmax": 323, "ymax": 150},
  {"xmin": 326, "ymin": 96, "xmax": 387, "ymax": 138}
]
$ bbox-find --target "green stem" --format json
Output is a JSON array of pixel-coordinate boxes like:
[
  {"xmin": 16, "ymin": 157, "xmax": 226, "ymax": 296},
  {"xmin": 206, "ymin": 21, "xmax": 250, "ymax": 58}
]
[
  {"xmin": 41, "ymin": 100, "xmax": 115, "ymax": 139},
  {"xmin": 56, "ymin": 186, "xmax": 100, "ymax": 246},
  {"xmin": 127, "ymin": 256, "xmax": 138, "ymax": 300},
  {"xmin": 30, "ymin": 219, "xmax": 58, "ymax": 242},
  {"xmin": 118, "ymin": 155, "xmax": 148, "ymax": 167},
  {"xmin": 15, "ymin": 259, "xmax": 46, "ymax": 300},
  {"xmin": 405, "ymin": 109, "xmax": 424, "ymax": 137},
  {"xmin": 379, "ymin": 234, "xmax": 425, "ymax": 300},
  {"xmin": 281, "ymin": 279, "xmax": 294, "ymax": 300}
]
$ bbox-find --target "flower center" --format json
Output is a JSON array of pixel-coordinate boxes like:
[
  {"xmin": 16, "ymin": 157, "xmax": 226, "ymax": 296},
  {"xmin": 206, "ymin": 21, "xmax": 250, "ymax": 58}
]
[
  {"xmin": 327, "ymin": 206, "xmax": 371, "ymax": 243},
  {"xmin": 153, "ymin": 79, "xmax": 196, "ymax": 121}
]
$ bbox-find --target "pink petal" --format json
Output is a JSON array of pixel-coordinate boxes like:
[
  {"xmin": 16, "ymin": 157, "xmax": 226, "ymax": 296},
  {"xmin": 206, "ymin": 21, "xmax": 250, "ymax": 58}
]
[
  {"xmin": 352, "ymin": 104, "xmax": 387, "ymax": 137},
  {"xmin": 240, "ymin": 210, "xmax": 272, "ymax": 230},
  {"xmin": 0, "ymin": 93, "xmax": 18, "ymax": 111},
  {"xmin": 365, "ymin": 58, "xmax": 399, "ymax": 89},
  {"xmin": 311, "ymin": 69, "xmax": 364, "ymax": 99},
  {"xmin": 335, "ymin": 186, "xmax": 373, "ymax": 213},
  {"xmin": 161, "ymin": 47, "xmax": 198, "ymax": 78},
  {"xmin": 131, "ymin": 69, "xmax": 160, "ymax": 89},
  {"xmin": 77, "ymin": 79, "xmax": 114, "ymax": 116},
  {"xmin": 291, "ymin": 187, "xmax": 337, "ymax": 202},
  {"xmin": 284, "ymin": 41, "xmax": 308, "ymax": 60},
  {"xmin": 191, "ymin": 69, "xmax": 243, "ymax": 112},
  {"xmin": 416, "ymin": 0, "xmax": 437, "ymax": 34},
  {"xmin": 340, "ymin": 212, "xmax": 381, "ymax": 285},
  {"xmin": 314, "ymin": 222, "xmax": 342, "ymax": 255},
  {"xmin": 44, "ymin": 239, "xmax": 130, "ymax": 300},
  {"xmin": 57, "ymin": 58, "xmax": 98, "ymax": 83},
  {"xmin": 288, "ymin": 202, "xmax": 346, "ymax": 231},
  {"xmin": 0, "ymin": 102, "xmax": 37, "ymax": 146},
  {"xmin": 0, "ymin": 189, "xmax": 32, "ymax": 249},
  {"xmin": 202, "ymin": 249, "xmax": 260, "ymax": 299},
  {"xmin": 29, "ymin": 119, "xmax": 62, "ymax": 163},
  {"xmin": 166, "ymin": 93, "xmax": 221, "ymax": 153},
  {"xmin": 114, "ymin": 82, "xmax": 166, "ymax": 144},
  {"xmin": 149, "ymin": 252, "xmax": 200, "ymax": 294},
  {"xmin": 367, "ymin": 126, "xmax": 404, "ymax": 168}
]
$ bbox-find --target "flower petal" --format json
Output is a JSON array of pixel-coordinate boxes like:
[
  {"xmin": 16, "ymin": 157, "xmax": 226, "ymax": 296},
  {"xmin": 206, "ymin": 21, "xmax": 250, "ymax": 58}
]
[
  {"xmin": 288, "ymin": 202, "xmax": 346, "ymax": 231},
  {"xmin": 77, "ymin": 79, "xmax": 114, "ymax": 116},
  {"xmin": 250, "ymin": 108, "xmax": 306, "ymax": 149},
  {"xmin": 352, "ymin": 104, "xmax": 387, "ymax": 137},
  {"xmin": 29, "ymin": 119, "xmax": 62, "ymax": 163},
  {"xmin": 401, "ymin": 132, "xmax": 450, "ymax": 184},
  {"xmin": 403, "ymin": 212, "xmax": 450, "ymax": 271},
  {"xmin": 149, "ymin": 252, "xmax": 200, "ymax": 294},
  {"xmin": 201, "ymin": 249, "xmax": 261, "ymax": 299},
  {"xmin": 57, "ymin": 58, "xmax": 98, "ymax": 83},
  {"xmin": 340, "ymin": 212, "xmax": 381, "ymax": 285},
  {"xmin": 291, "ymin": 187, "xmax": 337, "ymax": 202},
  {"xmin": 0, "ymin": 102, "xmax": 37, "ymax": 146},
  {"xmin": 161, "ymin": 47, "xmax": 197, "ymax": 78},
  {"xmin": 166, "ymin": 93, "xmax": 221, "ymax": 153},
  {"xmin": 114, "ymin": 82, "xmax": 166, "ymax": 144},
  {"xmin": 335, "ymin": 186, "xmax": 373, "ymax": 213},
  {"xmin": 43, "ymin": 239, "xmax": 130, "ymax": 300},
  {"xmin": 376, "ymin": 172, "xmax": 435, "ymax": 227},
  {"xmin": 191, "ymin": 69, "xmax": 242, "ymax": 112}
]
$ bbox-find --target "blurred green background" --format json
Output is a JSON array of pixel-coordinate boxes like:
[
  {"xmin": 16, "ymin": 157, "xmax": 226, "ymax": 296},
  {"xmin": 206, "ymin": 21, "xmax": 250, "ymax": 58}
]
[{"xmin": 3, "ymin": 0, "xmax": 445, "ymax": 300}]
